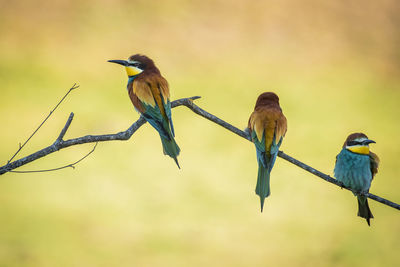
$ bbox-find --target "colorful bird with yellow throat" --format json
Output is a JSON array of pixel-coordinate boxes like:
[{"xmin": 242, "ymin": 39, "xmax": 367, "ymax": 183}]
[
  {"xmin": 334, "ymin": 132, "xmax": 379, "ymax": 225},
  {"xmin": 109, "ymin": 54, "xmax": 180, "ymax": 168},
  {"xmin": 248, "ymin": 92, "xmax": 287, "ymax": 211}
]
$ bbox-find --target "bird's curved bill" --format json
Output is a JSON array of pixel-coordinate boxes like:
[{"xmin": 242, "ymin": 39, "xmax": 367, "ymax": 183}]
[
  {"xmin": 363, "ymin": 139, "xmax": 376, "ymax": 145},
  {"xmin": 108, "ymin": 60, "xmax": 128, "ymax": 66}
]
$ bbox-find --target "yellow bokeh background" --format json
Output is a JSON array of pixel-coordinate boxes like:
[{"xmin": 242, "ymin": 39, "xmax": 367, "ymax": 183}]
[{"xmin": 0, "ymin": 0, "xmax": 399, "ymax": 266}]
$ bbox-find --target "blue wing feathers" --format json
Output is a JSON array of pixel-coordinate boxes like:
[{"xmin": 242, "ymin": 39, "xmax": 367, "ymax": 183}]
[
  {"xmin": 252, "ymin": 123, "xmax": 284, "ymax": 210},
  {"xmin": 162, "ymin": 97, "xmax": 175, "ymax": 137},
  {"xmin": 142, "ymin": 104, "xmax": 170, "ymax": 139},
  {"xmin": 126, "ymin": 79, "xmax": 180, "ymax": 166},
  {"xmin": 253, "ymin": 130, "xmax": 282, "ymax": 172}
]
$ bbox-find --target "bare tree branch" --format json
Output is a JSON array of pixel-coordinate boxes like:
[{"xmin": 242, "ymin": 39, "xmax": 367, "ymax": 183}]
[
  {"xmin": 9, "ymin": 143, "xmax": 98, "ymax": 173},
  {"xmin": 6, "ymin": 83, "xmax": 79, "ymax": 164},
  {"xmin": 276, "ymin": 151, "xmax": 400, "ymax": 211},
  {"xmin": 0, "ymin": 96, "xmax": 200, "ymax": 175},
  {"xmin": 181, "ymin": 99, "xmax": 400, "ymax": 211},
  {"xmin": 0, "ymin": 94, "xmax": 398, "ymax": 212}
]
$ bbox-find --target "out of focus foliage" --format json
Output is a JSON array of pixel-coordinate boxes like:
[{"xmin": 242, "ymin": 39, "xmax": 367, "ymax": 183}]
[{"xmin": 0, "ymin": 1, "xmax": 399, "ymax": 266}]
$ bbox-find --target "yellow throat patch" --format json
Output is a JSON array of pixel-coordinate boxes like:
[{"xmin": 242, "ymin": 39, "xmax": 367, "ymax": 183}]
[
  {"xmin": 125, "ymin": 66, "xmax": 143, "ymax": 77},
  {"xmin": 347, "ymin": 145, "xmax": 370, "ymax": 155}
]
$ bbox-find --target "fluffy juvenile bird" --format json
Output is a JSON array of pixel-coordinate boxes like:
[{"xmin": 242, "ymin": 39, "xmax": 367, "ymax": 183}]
[
  {"xmin": 109, "ymin": 54, "xmax": 180, "ymax": 168},
  {"xmin": 334, "ymin": 132, "xmax": 380, "ymax": 226},
  {"xmin": 248, "ymin": 92, "xmax": 287, "ymax": 211}
]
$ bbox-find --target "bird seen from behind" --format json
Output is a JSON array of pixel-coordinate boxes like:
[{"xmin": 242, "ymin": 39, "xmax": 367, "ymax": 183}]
[{"xmin": 248, "ymin": 92, "xmax": 287, "ymax": 212}]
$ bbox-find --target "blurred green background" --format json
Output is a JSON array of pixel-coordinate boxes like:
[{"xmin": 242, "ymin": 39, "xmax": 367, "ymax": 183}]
[{"xmin": 0, "ymin": 0, "xmax": 399, "ymax": 266}]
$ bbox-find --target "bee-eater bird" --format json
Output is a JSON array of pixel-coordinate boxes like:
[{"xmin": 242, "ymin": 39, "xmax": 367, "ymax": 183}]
[
  {"xmin": 248, "ymin": 92, "xmax": 287, "ymax": 212},
  {"xmin": 108, "ymin": 54, "xmax": 180, "ymax": 168},
  {"xmin": 334, "ymin": 132, "xmax": 380, "ymax": 226}
]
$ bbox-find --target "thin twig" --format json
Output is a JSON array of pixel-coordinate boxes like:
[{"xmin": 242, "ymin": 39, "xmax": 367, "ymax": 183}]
[
  {"xmin": 56, "ymin": 112, "xmax": 75, "ymax": 143},
  {"xmin": 9, "ymin": 143, "xmax": 98, "ymax": 173},
  {"xmin": 0, "ymin": 94, "xmax": 399, "ymax": 212},
  {"xmin": 6, "ymin": 84, "xmax": 79, "ymax": 164}
]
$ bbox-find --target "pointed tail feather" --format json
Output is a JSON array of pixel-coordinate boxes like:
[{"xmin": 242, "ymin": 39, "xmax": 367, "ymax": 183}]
[
  {"xmin": 357, "ymin": 196, "xmax": 374, "ymax": 226},
  {"xmin": 255, "ymin": 162, "xmax": 271, "ymax": 212},
  {"xmin": 160, "ymin": 135, "xmax": 181, "ymax": 168}
]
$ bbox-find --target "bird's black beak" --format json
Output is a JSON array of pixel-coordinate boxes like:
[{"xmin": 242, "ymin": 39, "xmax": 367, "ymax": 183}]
[
  {"xmin": 363, "ymin": 139, "xmax": 376, "ymax": 145},
  {"xmin": 108, "ymin": 60, "xmax": 129, "ymax": 66}
]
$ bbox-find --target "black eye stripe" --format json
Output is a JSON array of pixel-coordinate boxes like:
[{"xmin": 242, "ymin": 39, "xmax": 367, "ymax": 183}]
[
  {"xmin": 128, "ymin": 62, "xmax": 146, "ymax": 69},
  {"xmin": 347, "ymin": 141, "xmax": 363, "ymax": 146}
]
